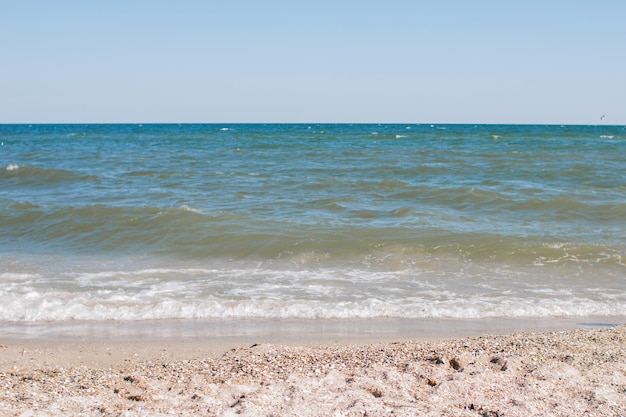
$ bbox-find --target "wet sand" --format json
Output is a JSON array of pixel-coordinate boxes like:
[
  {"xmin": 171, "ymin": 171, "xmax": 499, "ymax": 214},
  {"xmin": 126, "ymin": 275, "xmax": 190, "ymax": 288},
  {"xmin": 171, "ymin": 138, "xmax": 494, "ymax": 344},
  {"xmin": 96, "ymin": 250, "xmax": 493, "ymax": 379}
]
[{"xmin": 1, "ymin": 319, "xmax": 625, "ymax": 416}]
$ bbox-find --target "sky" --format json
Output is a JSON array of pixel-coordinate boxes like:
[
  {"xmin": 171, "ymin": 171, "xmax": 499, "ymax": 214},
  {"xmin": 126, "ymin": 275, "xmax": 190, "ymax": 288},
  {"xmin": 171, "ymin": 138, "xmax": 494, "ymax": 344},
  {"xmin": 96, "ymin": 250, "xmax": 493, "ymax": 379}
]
[{"xmin": 1, "ymin": 1, "xmax": 625, "ymax": 124}]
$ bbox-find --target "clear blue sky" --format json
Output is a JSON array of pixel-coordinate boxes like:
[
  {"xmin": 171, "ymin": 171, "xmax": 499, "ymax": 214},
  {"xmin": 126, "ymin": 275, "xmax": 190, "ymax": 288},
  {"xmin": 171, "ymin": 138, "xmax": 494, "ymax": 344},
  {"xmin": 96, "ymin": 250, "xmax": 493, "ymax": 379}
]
[{"xmin": 1, "ymin": 1, "xmax": 624, "ymax": 124}]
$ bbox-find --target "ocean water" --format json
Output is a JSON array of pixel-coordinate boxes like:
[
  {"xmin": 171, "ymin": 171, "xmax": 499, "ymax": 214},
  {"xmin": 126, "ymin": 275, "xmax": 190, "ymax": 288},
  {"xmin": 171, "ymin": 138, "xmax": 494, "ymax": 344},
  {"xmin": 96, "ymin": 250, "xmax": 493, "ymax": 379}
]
[{"xmin": 1, "ymin": 123, "xmax": 625, "ymax": 323}]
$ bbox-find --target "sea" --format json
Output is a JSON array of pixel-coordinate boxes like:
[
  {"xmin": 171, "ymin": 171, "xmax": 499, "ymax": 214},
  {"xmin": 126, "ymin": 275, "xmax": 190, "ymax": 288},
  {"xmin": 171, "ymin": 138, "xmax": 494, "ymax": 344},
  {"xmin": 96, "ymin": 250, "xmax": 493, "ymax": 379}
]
[{"xmin": 1, "ymin": 123, "xmax": 625, "ymax": 337}]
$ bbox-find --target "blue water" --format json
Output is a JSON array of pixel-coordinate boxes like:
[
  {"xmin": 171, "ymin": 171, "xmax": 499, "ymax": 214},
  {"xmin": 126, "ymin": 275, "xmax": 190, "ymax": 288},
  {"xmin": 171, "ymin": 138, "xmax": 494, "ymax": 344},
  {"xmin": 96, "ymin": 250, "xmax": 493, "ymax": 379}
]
[{"xmin": 1, "ymin": 123, "xmax": 625, "ymax": 321}]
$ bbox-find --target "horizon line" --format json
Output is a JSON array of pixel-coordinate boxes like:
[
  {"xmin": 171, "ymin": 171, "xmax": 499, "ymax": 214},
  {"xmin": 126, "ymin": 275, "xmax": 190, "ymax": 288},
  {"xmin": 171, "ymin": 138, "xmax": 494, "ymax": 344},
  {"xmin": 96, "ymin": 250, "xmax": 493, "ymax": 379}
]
[{"xmin": 1, "ymin": 121, "xmax": 623, "ymax": 127}]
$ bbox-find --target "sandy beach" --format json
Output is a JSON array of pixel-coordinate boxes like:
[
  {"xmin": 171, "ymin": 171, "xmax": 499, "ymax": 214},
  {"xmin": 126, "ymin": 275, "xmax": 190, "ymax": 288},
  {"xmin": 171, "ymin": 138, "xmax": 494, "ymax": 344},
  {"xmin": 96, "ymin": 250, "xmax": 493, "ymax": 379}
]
[{"xmin": 1, "ymin": 321, "xmax": 625, "ymax": 416}]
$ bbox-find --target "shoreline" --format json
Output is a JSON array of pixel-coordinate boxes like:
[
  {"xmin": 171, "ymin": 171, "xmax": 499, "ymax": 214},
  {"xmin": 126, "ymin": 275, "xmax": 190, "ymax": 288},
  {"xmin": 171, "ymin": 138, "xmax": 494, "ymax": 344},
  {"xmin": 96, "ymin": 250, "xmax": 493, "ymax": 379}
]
[
  {"xmin": 2, "ymin": 315, "xmax": 624, "ymax": 342},
  {"xmin": 1, "ymin": 318, "xmax": 625, "ymax": 416}
]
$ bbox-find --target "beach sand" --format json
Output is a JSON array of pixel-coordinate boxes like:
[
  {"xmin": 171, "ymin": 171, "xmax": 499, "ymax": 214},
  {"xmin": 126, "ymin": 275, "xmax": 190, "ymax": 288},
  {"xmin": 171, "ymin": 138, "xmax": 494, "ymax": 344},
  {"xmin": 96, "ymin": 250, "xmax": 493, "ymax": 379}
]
[{"xmin": 1, "ymin": 323, "xmax": 625, "ymax": 416}]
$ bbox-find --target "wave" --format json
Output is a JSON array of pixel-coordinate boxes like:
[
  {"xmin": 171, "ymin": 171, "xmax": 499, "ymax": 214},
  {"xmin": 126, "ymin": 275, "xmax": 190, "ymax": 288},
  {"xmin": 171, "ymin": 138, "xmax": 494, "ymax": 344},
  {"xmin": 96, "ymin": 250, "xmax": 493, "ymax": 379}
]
[
  {"xmin": 1, "ymin": 263, "xmax": 624, "ymax": 321},
  {"xmin": 1, "ymin": 164, "xmax": 100, "ymax": 186},
  {"xmin": 1, "ymin": 200, "xmax": 623, "ymax": 268},
  {"xmin": 2, "ymin": 296, "xmax": 624, "ymax": 322},
  {"xmin": 385, "ymin": 185, "xmax": 626, "ymax": 222},
  {"xmin": 2, "ymin": 229, "xmax": 624, "ymax": 322}
]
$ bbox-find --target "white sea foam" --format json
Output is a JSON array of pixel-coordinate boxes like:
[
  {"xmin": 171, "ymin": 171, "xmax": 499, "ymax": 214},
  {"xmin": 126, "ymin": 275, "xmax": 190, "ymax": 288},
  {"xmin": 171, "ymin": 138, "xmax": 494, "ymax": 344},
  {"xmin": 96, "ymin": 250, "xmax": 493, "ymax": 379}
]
[
  {"xmin": 0, "ymin": 272, "xmax": 40, "ymax": 280},
  {"xmin": 5, "ymin": 163, "xmax": 19, "ymax": 171},
  {"xmin": 179, "ymin": 205, "xmax": 202, "ymax": 213},
  {"xmin": 1, "ymin": 293, "xmax": 624, "ymax": 321},
  {"xmin": 1, "ymin": 265, "xmax": 625, "ymax": 322}
]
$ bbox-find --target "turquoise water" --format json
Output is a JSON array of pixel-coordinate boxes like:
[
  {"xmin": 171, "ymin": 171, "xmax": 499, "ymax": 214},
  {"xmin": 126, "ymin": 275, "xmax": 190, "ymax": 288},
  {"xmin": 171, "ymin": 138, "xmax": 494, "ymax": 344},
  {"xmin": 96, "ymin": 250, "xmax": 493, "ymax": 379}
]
[{"xmin": 1, "ymin": 123, "xmax": 625, "ymax": 321}]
